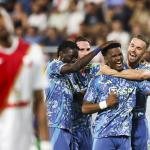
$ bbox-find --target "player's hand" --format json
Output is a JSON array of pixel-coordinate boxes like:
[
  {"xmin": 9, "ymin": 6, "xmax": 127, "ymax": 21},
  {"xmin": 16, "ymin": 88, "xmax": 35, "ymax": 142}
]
[
  {"xmin": 106, "ymin": 92, "xmax": 118, "ymax": 107},
  {"xmin": 100, "ymin": 41, "xmax": 121, "ymax": 51}
]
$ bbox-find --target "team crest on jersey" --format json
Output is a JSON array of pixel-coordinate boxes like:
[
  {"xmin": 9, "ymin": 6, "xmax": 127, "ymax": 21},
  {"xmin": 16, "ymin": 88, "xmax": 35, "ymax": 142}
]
[{"xmin": 109, "ymin": 86, "xmax": 134, "ymax": 95}]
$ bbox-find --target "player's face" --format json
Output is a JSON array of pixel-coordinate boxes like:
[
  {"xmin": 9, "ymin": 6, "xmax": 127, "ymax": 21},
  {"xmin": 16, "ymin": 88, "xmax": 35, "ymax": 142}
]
[
  {"xmin": 0, "ymin": 15, "xmax": 10, "ymax": 41},
  {"xmin": 127, "ymin": 38, "xmax": 146, "ymax": 65},
  {"xmin": 76, "ymin": 41, "xmax": 91, "ymax": 58},
  {"xmin": 61, "ymin": 48, "xmax": 78, "ymax": 63},
  {"xmin": 106, "ymin": 48, "xmax": 124, "ymax": 71}
]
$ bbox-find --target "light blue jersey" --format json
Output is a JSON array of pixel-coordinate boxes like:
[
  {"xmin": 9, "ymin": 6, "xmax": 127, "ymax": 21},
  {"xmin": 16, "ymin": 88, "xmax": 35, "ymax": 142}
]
[
  {"xmin": 126, "ymin": 62, "xmax": 150, "ymax": 150},
  {"xmin": 72, "ymin": 63, "xmax": 100, "ymax": 131},
  {"xmin": 125, "ymin": 62, "xmax": 150, "ymax": 114},
  {"xmin": 72, "ymin": 63, "xmax": 100, "ymax": 150},
  {"xmin": 45, "ymin": 60, "xmax": 79, "ymax": 132},
  {"xmin": 84, "ymin": 74, "xmax": 150, "ymax": 139}
]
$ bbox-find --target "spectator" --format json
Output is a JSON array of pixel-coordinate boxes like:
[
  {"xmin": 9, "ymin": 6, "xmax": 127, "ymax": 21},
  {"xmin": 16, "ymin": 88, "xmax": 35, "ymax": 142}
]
[
  {"xmin": 107, "ymin": 18, "xmax": 130, "ymax": 60},
  {"xmin": 66, "ymin": 0, "xmax": 85, "ymax": 37},
  {"xmin": 80, "ymin": 1, "xmax": 105, "ymax": 39},
  {"xmin": 28, "ymin": 1, "xmax": 47, "ymax": 31},
  {"xmin": 24, "ymin": 26, "xmax": 43, "ymax": 44},
  {"xmin": 42, "ymin": 27, "xmax": 64, "ymax": 46},
  {"xmin": 12, "ymin": 2, "xmax": 28, "ymax": 29}
]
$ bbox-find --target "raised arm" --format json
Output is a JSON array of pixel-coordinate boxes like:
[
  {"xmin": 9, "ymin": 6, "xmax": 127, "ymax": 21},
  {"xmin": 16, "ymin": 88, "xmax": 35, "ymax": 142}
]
[
  {"xmin": 82, "ymin": 92, "xmax": 118, "ymax": 114},
  {"xmin": 101, "ymin": 65, "xmax": 150, "ymax": 80},
  {"xmin": 61, "ymin": 41, "xmax": 116, "ymax": 74}
]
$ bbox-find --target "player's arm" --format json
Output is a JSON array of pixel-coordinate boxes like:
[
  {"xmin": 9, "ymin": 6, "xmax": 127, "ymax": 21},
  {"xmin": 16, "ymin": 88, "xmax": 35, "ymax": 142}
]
[
  {"xmin": 100, "ymin": 65, "xmax": 150, "ymax": 80},
  {"xmin": 61, "ymin": 41, "xmax": 116, "ymax": 74},
  {"xmin": 82, "ymin": 92, "xmax": 118, "ymax": 114},
  {"xmin": 33, "ymin": 90, "xmax": 49, "ymax": 141},
  {"xmin": 33, "ymin": 90, "xmax": 52, "ymax": 150},
  {"xmin": 32, "ymin": 44, "xmax": 52, "ymax": 149}
]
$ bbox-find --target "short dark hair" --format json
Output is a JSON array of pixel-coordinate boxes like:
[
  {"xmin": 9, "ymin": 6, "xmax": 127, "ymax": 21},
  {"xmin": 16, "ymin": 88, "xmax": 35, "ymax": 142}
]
[
  {"xmin": 75, "ymin": 36, "xmax": 91, "ymax": 44},
  {"xmin": 101, "ymin": 41, "xmax": 121, "ymax": 56},
  {"xmin": 133, "ymin": 35, "xmax": 149, "ymax": 49},
  {"xmin": 57, "ymin": 40, "xmax": 79, "ymax": 57}
]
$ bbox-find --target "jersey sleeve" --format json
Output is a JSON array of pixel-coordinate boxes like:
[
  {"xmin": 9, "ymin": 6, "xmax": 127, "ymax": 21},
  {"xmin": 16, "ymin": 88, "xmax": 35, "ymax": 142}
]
[
  {"xmin": 141, "ymin": 62, "xmax": 150, "ymax": 71},
  {"xmin": 90, "ymin": 63, "xmax": 101, "ymax": 75},
  {"xmin": 30, "ymin": 44, "xmax": 47, "ymax": 90},
  {"xmin": 46, "ymin": 59, "xmax": 65, "ymax": 77},
  {"xmin": 136, "ymin": 80, "xmax": 150, "ymax": 95}
]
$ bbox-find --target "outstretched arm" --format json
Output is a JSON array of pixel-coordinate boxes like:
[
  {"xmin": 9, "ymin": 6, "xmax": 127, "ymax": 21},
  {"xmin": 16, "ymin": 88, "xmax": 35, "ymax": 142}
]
[
  {"xmin": 100, "ymin": 65, "xmax": 150, "ymax": 80},
  {"xmin": 60, "ymin": 41, "xmax": 116, "ymax": 74},
  {"xmin": 61, "ymin": 47, "xmax": 101, "ymax": 74},
  {"xmin": 82, "ymin": 92, "xmax": 118, "ymax": 114}
]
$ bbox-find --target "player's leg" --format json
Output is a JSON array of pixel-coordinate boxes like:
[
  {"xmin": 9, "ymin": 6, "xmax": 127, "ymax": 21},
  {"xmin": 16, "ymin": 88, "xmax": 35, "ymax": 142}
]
[
  {"xmin": 73, "ymin": 128, "xmax": 92, "ymax": 150},
  {"xmin": 132, "ymin": 116, "xmax": 148, "ymax": 150},
  {"xmin": 50, "ymin": 127, "xmax": 72, "ymax": 150},
  {"xmin": 118, "ymin": 136, "xmax": 131, "ymax": 150},
  {"xmin": 92, "ymin": 137, "xmax": 115, "ymax": 150}
]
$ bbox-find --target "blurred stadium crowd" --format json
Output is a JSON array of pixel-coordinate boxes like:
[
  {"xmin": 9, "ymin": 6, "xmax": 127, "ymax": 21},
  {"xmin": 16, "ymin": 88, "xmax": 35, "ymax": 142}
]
[{"xmin": 1, "ymin": 0, "xmax": 150, "ymax": 58}]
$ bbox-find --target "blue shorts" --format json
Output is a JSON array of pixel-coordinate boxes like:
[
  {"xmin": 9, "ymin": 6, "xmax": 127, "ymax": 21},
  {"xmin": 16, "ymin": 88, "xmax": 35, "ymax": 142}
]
[
  {"xmin": 92, "ymin": 136, "xmax": 131, "ymax": 150},
  {"xmin": 72, "ymin": 128, "xmax": 92, "ymax": 150},
  {"xmin": 131, "ymin": 115, "xmax": 149, "ymax": 150},
  {"xmin": 49, "ymin": 127, "xmax": 73, "ymax": 150}
]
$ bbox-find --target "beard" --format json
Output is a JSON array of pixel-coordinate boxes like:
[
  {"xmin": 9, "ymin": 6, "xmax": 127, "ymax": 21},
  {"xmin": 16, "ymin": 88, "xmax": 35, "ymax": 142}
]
[{"xmin": 0, "ymin": 27, "xmax": 11, "ymax": 46}]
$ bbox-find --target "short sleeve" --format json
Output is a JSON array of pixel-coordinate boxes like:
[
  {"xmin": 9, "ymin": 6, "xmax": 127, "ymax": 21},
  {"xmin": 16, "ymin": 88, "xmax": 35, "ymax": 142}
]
[
  {"xmin": 29, "ymin": 44, "xmax": 47, "ymax": 90},
  {"xmin": 137, "ymin": 80, "xmax": 150, "ymax": 95},
  {"xmin": 90, "ymin": 63, "xmax": 101, "ymax": 75},
  {"xmin": 46, "ymin": 60, "xmax": 65, "ymax": 76},
  {"xmin": 140, "ymin": 62, "xmax": 150, "ymax": 71}
]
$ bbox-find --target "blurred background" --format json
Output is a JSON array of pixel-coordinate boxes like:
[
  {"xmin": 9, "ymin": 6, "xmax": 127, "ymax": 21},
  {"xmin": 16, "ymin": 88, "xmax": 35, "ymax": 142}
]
[{"xmin": 0, "ymin": 0, "xmax": 150, "ymax": 60}]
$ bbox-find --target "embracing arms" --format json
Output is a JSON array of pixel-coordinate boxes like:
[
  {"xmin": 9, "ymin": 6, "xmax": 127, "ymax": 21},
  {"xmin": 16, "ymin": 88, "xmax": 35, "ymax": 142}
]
[{"xmin": 100, "ymin": 65, "xmax": 150, "ymax": 80}]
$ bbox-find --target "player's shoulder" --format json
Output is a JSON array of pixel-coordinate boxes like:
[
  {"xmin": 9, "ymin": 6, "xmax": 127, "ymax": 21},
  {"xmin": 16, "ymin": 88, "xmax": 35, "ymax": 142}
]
[
  {"xmin": 89, "ymin": 62, "xmax": 100, "ymax": 69},
  {"xmin": 47, "ymin": 59, "xmax": 64, "ymax": 67},
  {"xmin": 140, "ymin": 61, "xmax": 150, "ymax": 69},
  {"xmin": 46, "ymin": 59, "xmax": 64, "ymax": 74},
  {"xmin": 91, "ymin": 74, "xmax": 102, "ymax": 83},
  {"xmin": 26, "ymin": 43, "xmax": 45, "ymax": 65},
  {"xmin": 29, "ymin": 43, "xmax": 43, "ymax": 57}
]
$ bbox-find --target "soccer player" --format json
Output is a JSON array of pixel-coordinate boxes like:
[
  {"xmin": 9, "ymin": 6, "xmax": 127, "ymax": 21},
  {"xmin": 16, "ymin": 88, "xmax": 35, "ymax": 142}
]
[
  {"xmin": 72, "ymin": 36, "xmax": 101, "ymax": 150},
  {"xmin": 100, "ymin": 35, "xmax": 150, "ymax": 150},
  {"xmin": 142, "ymin": 51, "xmax": 150, "ymax": 148},
  {"xmin": 82, "ymin": 41, "xmax": 150, "ymax": 150},
  {"xmin": 45, "ymin": 40, "xmax": 116, "ymax": 150},
  {"xmin": 0, "ymin": 7, "xmax": 51, "ymax": 150},
  {"xmin": 127, "ymin": 35, "xmax": 150, "ymax": 150}
]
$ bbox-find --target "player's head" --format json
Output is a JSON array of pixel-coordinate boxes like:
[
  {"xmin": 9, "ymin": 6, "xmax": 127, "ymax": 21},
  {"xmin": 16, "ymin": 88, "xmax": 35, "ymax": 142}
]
[
  {"xmin": 57, "ymin": 40, "xmax": 79, "ymax": 63},
  {"xmin": 75, "ymin": 36, "xmax": 91, "ymax": 58},
  {"xmin": 0, "ymin": 7, "xmax": 14, "ymax": 41},
  {"xmin": 101, "ymin": 41, "xmax": 123, "ymax": 71},
  {"xmin": 127, "ymin": 35, "xmax": 149, "ymax": 66}
]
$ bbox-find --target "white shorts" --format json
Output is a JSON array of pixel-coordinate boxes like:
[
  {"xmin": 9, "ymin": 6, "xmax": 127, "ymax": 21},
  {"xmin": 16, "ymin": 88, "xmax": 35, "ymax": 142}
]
[{"xmin": 0, "ymin": 106, "xmax": 34, "ymax": 150}]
